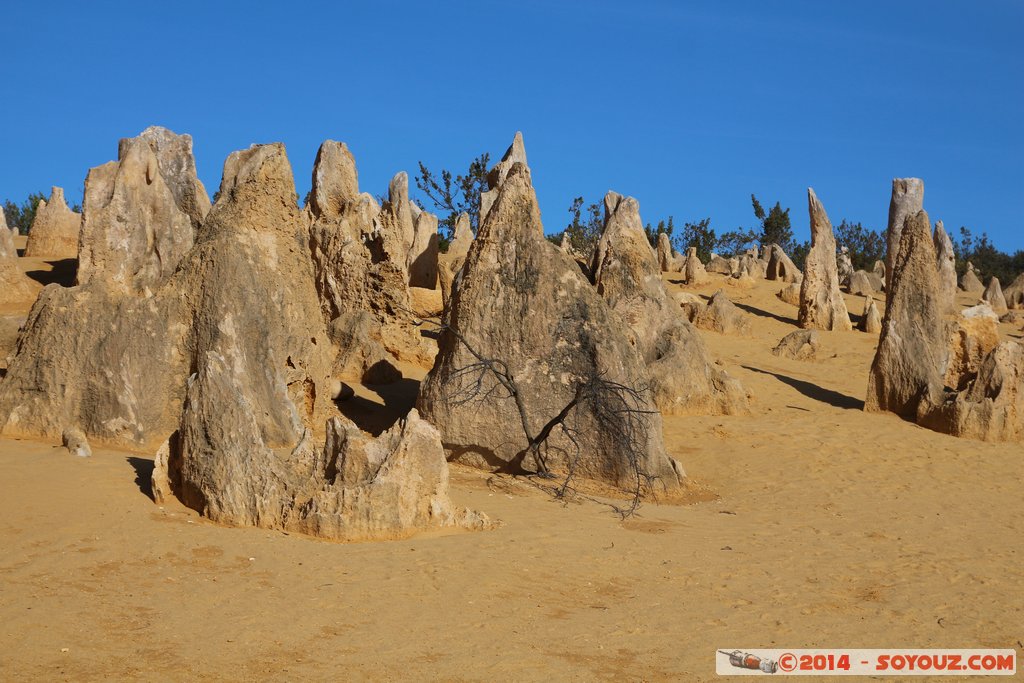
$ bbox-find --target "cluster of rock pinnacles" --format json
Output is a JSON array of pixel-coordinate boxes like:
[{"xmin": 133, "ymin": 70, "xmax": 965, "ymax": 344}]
[{"xmin": 0, "ymin": 127, "xmax": 1019, "ymax": 541}]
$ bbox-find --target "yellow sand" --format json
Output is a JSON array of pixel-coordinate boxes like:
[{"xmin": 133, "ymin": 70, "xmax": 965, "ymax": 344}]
[{"xmin": 0, "ymin": 268, "xmax": 1021, "ymax": 681}]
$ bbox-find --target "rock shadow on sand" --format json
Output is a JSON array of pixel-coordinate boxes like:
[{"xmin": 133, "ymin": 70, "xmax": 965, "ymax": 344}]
[
  {"xmin": 743, "ymin": 365, "xmax": 864, "ymax": 410},
  {"xmin": 127, "ymin": 456, "xmax": 155, "ymax": 501},
  {"xmin": 26, "ymin": 258, "xmax": 78, "ymax": 287},
  {"xmin": 733, "ymin": 301, "xmax": 796, "ymax": 326}
]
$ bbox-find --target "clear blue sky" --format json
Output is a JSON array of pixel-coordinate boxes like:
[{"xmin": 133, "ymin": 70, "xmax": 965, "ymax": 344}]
[{"xmin": 2, "ymin": 0, "xmax": 1021, "ymax": 250}]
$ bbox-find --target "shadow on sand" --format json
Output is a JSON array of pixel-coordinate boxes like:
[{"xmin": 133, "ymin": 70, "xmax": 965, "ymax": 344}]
[
  {"xmin": 743, "ymin": 365, "xmax": 864, "ymax": 410},
  {"xmin": 127, "ymin": 456, "xmax": 155, "ymax": 501},
  {"xmin": 26, "ymin": 258, "xmax": 78, "ymax": 287}
]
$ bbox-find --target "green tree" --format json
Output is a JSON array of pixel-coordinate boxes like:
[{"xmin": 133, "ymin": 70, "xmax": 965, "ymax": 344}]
[
  {"xmin": 676, "ymin": 217, "xmax": 716, "ymax": 262},
  {"xmin": 834, "ymin": 219, "xmax": 885, "ymax": 271},
  {"xmin": 716, "ymin": 227, "xmax": 759, "ymax": 256},
  {"xmin": 558, "ymin": 196, "xmax": 603, "ymax": 256},
  {"xmin": 3, "ymin": 192, "xmax": 47, "ymax": 235},
  {"xmin": 752, "ymin": 194, "xmax": 794, "ymax": 253},
  {"xmin": 414, "ymin": 153, "xmax": 490, "ymax": 240},
  {"xmin": 954, "ymin": 226, "xmax": 1024, "ymax": 284}
]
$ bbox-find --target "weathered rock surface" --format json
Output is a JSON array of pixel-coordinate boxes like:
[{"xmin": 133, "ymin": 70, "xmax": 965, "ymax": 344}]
[
  {"xmin": 960, "ymin": 266, "xmax": 984, "ymax": 294},
  {"xmin": 982, "ymin": 277, "xmax": 1008, "ymax": 315},
  {"xmin": 707, "ymin": 253, "xmax": 733, "ymax": 275},
  {"xmin": 944, "ymin": 303, "xmax": 1000, "ymax": 391},
  {"xmin": 859, "ymin": 296, "xmax": 881, "ymax": 334},
  {"xmin": 77, "ymin": 127, "xmax": 205, "ymax": 292},
  {"xmin": 777, "ymin": 282, "xmax": 801, "ymax": 306},
  {"xmin": 591, "ymin": 192, "xmax": 749, "ymax": 416},
  {"xmin": 418, "ymin": 136, "xmax": 682, "ymax": 489},
  {"xmin": 683, "ymin": 247, "xmax": 708, "ymax": 285},
  {"xmin": 866, "ymin": 209, "xmax": 947, "ymax": 418},
  {"xmin": 766, "ymin": 243, "xmax": 799, "ymax": 283},
  {"xmin": 692, "ymin": 290, "xmax": 752, "ymax": 336},
  {"xmin": 772, "ymin": 329, "xmax": 820, "ymax": 361},
  {"xmin": 1002, "ymin": 273, "xmax": 1024, "ymax": 309},
  {"xmin": 23, "ymin": 186, "xmax": 80, "ymax": 258},
  {"xmin": 0, "ymin": 208, "xmax": 35, "ymax": 304},
  {"xmin": 919, "ymin": 341, "xmax": 1023, "ymax": 443},
  {"xmin": 798, "ymin": 189, "xmax": 851, "ymax": 331},
  {"xmin": 656, "ymin": 232, "xmax": 676, "ymax": 272},
  {"xmin": 837, "ymin": 247, "xmax": 853, "ymax": 285},
  {"xmin": 885, "ymin": 178, "xmax": 924, "ymax": 278},
  {"xmin": 847, "ymin": 270, "xmax": 876, "ymax": 296},
  {"xmin": 933, "ymin": 220, "xmax": 957, "ymax": 312},
  {"xmin": 2, "ymin": 136, "xmax": 484, "ymax": 541},
  {"xmin": 307, "ymin": 140, "xmax": 431, "ymax": 367},
  {"xmin": 407, "ymin": 206, "xmax": 440, "ymax": 288},
  {"xmin": 61, "ymin": 428, "xmax": 91, "ymax": 458}
]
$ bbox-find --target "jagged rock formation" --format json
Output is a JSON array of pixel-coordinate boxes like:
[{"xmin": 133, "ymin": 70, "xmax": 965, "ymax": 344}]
[
  {"xmin": 859, "ymin": 296, "xmax": 881, "ymax": 334},
  {"xmin": 933, "ymin": 220, "xmax": 957, "ymax": 312},
  {"xmin": 866, "ymin": 209, "xmax": 947, "ymax": 418},
  {"xmin": 944, "ymin": 303, "xmax": 1000, "ymax": 391},
  {"xmin": 683, "ymin": 247, "xmax": 708, "ymax": 284},
  {"xmin": 766, "ymin": 244, "xmax": 799, "ymax": 283},
  {"xmin": 23, "ymin": 186, "xmax": 80, "ymax": 258},
  {"xmin": 885, "ymin": 178, "xmax": 924, "ymax": 280},
  {"xmin": 798, "ymin": 189, "xmax": 851, "ymax": 331},
  {"xmin": 77, "ymin": 127, "xmax": 207, "ymax": 292},
  {"xmin": 919, "ymin": 341, "xmax": 1023, "ymax": 442},
  {"xmin": 1, "ymin": 134, "xmax": 484, "ymax": 540},
  {"xmin": 772, "ymin": 329, "xmax": 820, "ymax": 361},
  {"xmin": 0, "ymin": 210, "xmax": 16, "ymax": 258},
  {"xmin": 307, "ymin": 140, "xmax": 431, "ymax": 371},
  {"xmin": 982, "ymin": 277, "xmax": 1008, "ymax": 315},
  {"xmin": 418, "ymin": 135, "xmax": 684, "ymax": 489},
  {"xmin": 692, "ymin": 290, "xmax": 752, "ymax": 336},
  {"xmin": 591, "ymin": 192, "xmax": 749, "ymax": 416},
  {"xmin": 960, "ymin": 267, "xmax": 984, "ymax": 294}
]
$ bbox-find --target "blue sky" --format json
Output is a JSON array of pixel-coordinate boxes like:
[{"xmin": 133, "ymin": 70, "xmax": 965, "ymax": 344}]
[{"xmin": 2, "ymin": 0, "xmax": 1021, "ymax": 250}]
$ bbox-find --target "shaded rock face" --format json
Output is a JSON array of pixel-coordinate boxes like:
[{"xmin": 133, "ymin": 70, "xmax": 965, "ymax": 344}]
[
  {"xmin": 78, "ymin": 127, "xmax": 205, "ymax": 292},
  {"xmin": 772, "ymin": 329, "xmax": 820, "ymax": 361},
  {"xmin": 417, "ymin": 136, "xmax": 681, "ymax": 489},
  {"xmin": 859, "ymin": 296, "xmax": 881, "ymax": 334},
  {"xmin": 407, "ymin": 208, "xmax": 440, "ymax": 288},
  {"xmin": 591, "ymin": 192, "xmax": 749, "ymax": 416},
  {"xmin": 307, "ymin": 140, "xmax": 430, "ymax": 368},
  {"xmin": 933, "ymin": 220, "xmax": 957, "ymax": 312},
  {"xmin": 944, "ymin": 303, "xmax": 1000, "ymax": 391},
  {"xmin": 866, "ymin": 209, "xmax": 947, "ymax": 419},
  {"xmin": 847, "ymin": 270, "xmax": 876, "ymax": 296},
  {"xmin": 960, "ymin": 268, "xmax": 984, "ymax": 294},
  {"xmin": 24, "ymin": 186, "xmax": 81, "ymax": 258},
  {"xmin": 798, "ymin": 189, "xmax": 851, "ymax": 331},
  {"xmin": 919, "ymin": 341, "xmax": 1024, "ymax": 443},
  {"xmin": 692, "ymin": 290, "xmax": 752, "ymax": 336},
  {"xmin": 1002, "ymin": 273, "xmax": 1024, "ymax": 310},
  {"xmin": 438, "ymin": 213, "xmax": 473, "ymax": 310},
  {"xmin": 766, "ymin": 244, "xmax": 799, "ymax": 282},
  {"xmin": 885, "ymin": 178, "xmax": 924, "ymax": 280},
  {"xmin": 1, "ymin": 137, "xmax": 484, "ymax": 541},
  {"xmin": 982, "ymin": 277, "xmax": 1008, "ymax": 315}
]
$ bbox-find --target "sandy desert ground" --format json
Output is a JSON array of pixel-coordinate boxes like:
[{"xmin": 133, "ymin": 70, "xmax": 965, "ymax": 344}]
[{"xmin": 0, "ymin": 244, "xmax": 1021, "ymax": 681}]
